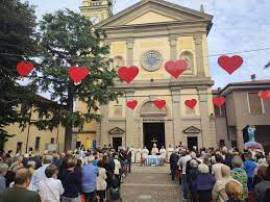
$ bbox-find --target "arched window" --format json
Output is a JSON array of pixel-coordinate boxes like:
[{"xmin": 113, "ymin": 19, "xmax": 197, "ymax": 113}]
[
  {"xmin": 179, "ymin": 51, "xmax": 194, "ymax": 70},
  {"xmin": 113, "ymin": 56, "xmax": 125, "ymax": 70}
]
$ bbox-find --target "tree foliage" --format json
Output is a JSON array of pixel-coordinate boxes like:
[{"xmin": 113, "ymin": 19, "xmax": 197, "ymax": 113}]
[
  {"xmin": 0, "ymin": 0, "xmax": 37, "ymax": 148},
  {"xmin": 32, "ymin": 9, "xmax": 121, "ymax": 149}
]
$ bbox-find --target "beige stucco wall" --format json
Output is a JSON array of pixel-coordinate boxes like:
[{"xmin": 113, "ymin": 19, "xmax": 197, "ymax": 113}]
[
  {"xmin": 74, "ymin": 101, "xmax": 97, "ymax": 148},
  {"xmin": 4, "ymin": 122, "xmax": 65, "ymax": 154}
]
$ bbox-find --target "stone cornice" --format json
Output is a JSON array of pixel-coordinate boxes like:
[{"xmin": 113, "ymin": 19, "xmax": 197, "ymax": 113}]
[
  {"xmin": 102, "ymin": 20, "xmax": 209, "ymax": 32},
  {"xmin": 103, "ymin": 23, "xmax": 208, "ymax": 41},
  {"xmin": 110, "ymin": 78, "xmax": 214, "ymax": 90}
]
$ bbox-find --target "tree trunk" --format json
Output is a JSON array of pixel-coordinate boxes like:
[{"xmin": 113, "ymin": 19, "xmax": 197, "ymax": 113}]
[{"xmin": 64, "ymin": 83, "xmax": 75, "ymax": 151}]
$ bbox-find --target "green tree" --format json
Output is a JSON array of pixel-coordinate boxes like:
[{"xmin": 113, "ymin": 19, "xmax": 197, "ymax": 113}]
[
  {"xmin": 0, "ymin": 0, "xmax": 37, "ymax": 150},
  {"xmin": 33, "ymin": 9, "xmax": 120, "ymax": 150}
]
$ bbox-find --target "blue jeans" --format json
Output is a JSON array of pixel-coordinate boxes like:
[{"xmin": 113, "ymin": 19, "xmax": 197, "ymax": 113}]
[{"xmin": 181, "ymin": 174, "xmax": 189, "ymax": 199}]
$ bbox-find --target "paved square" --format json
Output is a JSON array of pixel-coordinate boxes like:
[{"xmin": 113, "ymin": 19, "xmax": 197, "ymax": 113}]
[{"xmin": 121, "ymin": 164, "xmax": 181, "ymax": 202}]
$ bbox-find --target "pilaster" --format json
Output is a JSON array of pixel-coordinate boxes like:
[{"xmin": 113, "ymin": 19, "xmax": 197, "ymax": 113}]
[
  {"xmin": 125, "ymin": 89, "xmax": 138, "ymax": 147},
  {"xmin": 171, "ymin": 87, "xmax": 181, "ymax": 146},
  {"xmin": 197, "ymin": 87, "xmax": 212, "ymax": 148},
  {"xmin": 169, "ymin": 35, "xmax": 177, "ymax": 60},
  {"xmin": 194, "ymin": 34, "xmax": 205, "ymax": 77},
  {"xmin": 126, "ymin": 38, "xmax": 134, "ymax": 65}
]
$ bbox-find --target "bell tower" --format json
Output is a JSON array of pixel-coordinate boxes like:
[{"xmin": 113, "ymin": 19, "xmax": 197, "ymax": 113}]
[{"xmin": 80, "ymin": 0, "xmax": 113, "ymax": 24}]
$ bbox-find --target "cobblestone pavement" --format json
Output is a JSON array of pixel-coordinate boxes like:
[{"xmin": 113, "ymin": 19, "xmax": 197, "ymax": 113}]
[{"xmin": 121, "ymin": 164, "xmax": 181, "ymax": 202}]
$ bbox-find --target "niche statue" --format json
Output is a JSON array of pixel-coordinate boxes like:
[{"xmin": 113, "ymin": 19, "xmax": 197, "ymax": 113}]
[{"xmin": 244, "ymin": 126, "xmax": 263, "ymax": 150}]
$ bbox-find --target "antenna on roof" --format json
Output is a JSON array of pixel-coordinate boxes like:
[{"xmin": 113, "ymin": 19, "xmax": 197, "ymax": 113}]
[
  {"xmin": 200, "ymin": 4, "xmax": 205, "ymax": 13},
  {"xmin": 264, "ymin": 61, "xmax": 270, "ymax": 69},
  {"xmin": 250, "ymin": 74, "xmax": 256, "ymax": 81}
]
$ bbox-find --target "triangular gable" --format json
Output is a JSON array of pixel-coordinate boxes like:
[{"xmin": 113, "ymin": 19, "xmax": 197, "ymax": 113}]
[
  {"xmin": 108, "ymin": 127, "xmax": 125, "ymax": 135},
  {"xmin": 99, "ymin": 0, "xmax": 213, "ymax": 27},
  {"xmin": 126, "ymin": 11, "xmax": 176, "ymax": 25},
  {"xmin": 183, "ymin": 126, "xmax": 201, "ymax": 134}
]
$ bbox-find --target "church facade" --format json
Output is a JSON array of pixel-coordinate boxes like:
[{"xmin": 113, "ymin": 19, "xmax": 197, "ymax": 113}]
[{"xmin": 80, "ymin": 0, "xmax": 217, "ymax": 150}]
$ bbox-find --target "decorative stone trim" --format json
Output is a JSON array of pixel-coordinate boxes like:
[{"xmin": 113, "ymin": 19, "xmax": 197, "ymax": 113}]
[
  {"xmin": 108, "ymin": 127, "xmax": 125, "ymax": 135},
  {"xmin": 183, "ymin": 126, "xmax": 201, "ymax": 134}
]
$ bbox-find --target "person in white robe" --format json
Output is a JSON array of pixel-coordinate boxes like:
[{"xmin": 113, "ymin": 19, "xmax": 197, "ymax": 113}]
[
  {"xmin": 167, "ymin": 145, "xmax": 174, "ymax": 162},
  {"xmin": 141, "ymin": 146, "xmax": 149, "ymax": 166},
  {"xmin": 159, "ymin": 146, "xmax": 167, "ymax": 165},
  {"xmin": 130, "ymin": 146, "xmax": 136, "ymax": 163},
  {"xmin": 151, "ymin": 143, "xmax": 159, "ymax": 155},
  {"xmin": 135, "ymin": 148, "xmax": 142, "ymax": 163}
]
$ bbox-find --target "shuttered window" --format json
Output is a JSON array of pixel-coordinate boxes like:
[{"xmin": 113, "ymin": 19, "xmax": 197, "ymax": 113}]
[{"xmin": 248, "ymin": 92, "xmax": 263, "ymax": 114}]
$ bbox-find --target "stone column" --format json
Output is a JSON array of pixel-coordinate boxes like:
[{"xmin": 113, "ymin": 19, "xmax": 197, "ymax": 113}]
[
  {"xmin": 194, "ymin": 34, "xmax": 205, "ymax": 77},
  {"xmin": 171, "ymin": 87, "xmax": 182, "ymax": 146},
  {"xmin": 198, "ymin": 87, "xmax": 213, "ymax": 148},
  {"xmin": 126, "ymin": 38, "xmax": 134, "ymax": 65},
  {"xmin": 125, "ymin": 89, "xmax": 138, "ymax": 147},
  {"xmin": 169, "ymin": 35, "xmax": 177, "ymax": 60},
  {"xmin": 236, "ymin": 125, "xmax": 244, "ymax": 150}
]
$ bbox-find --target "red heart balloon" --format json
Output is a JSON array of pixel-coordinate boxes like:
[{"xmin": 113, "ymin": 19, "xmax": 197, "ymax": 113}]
[
  {"xmin": 218, "ymin": 55, "xmax": 243, "ymax": 74},
  {"xmin": 165, "ymin": 60, "xmax": 188, "ymax": 79},
  {"xmin": 154, "ymin": 99, "xmax": 166, "ymax": 109},
  {"xmin": 16, "ymin": 61, "xmax": 34, "ymax": 77},
  {"xmin": 213, "ymin": 97, "xmax": 225, "ymax": 107},
  {"xmin": 127, "ymin": 100, "xmax": 138, "ymax": 110},
  {"xmin": 185, "ymin": 99, "xmax": 197, "ymax": 109},
  {"xmin": 68, "ymin": 66, "xmax": 90, "ymax": 84},
  {"xmin": 259, "ymin": 90, "xmax": 270, "ymax": 100},
  {"xmin": 118, "ymin": 66, "xmax": 139, "ymax": 83}
]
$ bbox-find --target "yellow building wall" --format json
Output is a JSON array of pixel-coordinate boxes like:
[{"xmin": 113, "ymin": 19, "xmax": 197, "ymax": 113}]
[
  {"xmin": 110, "ymin": 41, "xmax": 127, "ymax": 63},
  {"xmin": 180, "ymin": 89, "xmax": 200, "ymax": 116},
  {"xmin": 74, "ymin": 101, "xmax": 97, "ymax": 147},
  {"xmin": 177, "ymin": 36, "xmax": 197, "ymax": 76},
  {"xmin": 110, "ymin": 36, "xmax": 200, "ymax": 80},
  {"xmin": 4, "ymin": 122, "xmax": 65, "ymax": 154},
  {"xmin": 133, "ymin": 37, "xmax": 171, "ymax": 80},
  {"xmin": 202, "ymin": 34, "xmax": 210, "ymax": 76},
  {"xmin": 133, "ymin": 89, "xmax": 172, "ymax": 114},
  {"xmin": 109, "ymin": 97, "xmax": 126, "ymax": 118},
  {"xmin": 126, "ymin": 12, "xmax": 175, "ymax": 25}
]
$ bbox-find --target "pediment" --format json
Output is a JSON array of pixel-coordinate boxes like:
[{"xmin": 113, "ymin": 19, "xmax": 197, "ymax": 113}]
[
  {"xmin": 183, "ymin": 126, "xmax": 201, "ymax": 134},
  {"xmin": 126, "ymin": 11, "xmax": 176, "ymax": 25},
  {"xmin": 99, "ymin": 0, "xmax": 213, "ymax": 27},
  {"xmin": 108, "ymin": 127, "xmax": 125, "ymax": 135}
]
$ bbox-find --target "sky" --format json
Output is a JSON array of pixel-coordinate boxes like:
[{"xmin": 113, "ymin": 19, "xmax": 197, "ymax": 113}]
[{"xmin": 23, "ymin": 0, "xmax": 270, "ymax": 88}]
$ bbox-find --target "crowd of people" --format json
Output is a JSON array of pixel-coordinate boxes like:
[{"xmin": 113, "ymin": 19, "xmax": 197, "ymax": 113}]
[
  {"xmin": 169, "ymin": 144, "xmax": 270, "ymax": 202},
  {"xmin": 0, "ymin": 145, "xmax": 133, "ymax": 202},
  {"xmin": 0, "ymin": 142, "xmax": 269, "ymax": 202}
]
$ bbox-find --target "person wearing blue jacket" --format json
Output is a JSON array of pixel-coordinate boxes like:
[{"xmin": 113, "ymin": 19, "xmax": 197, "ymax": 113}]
[
  {"xmin": 196, "ymin": 163, "xmax": 215, "ymax": 202},
  {"xmin": 81, "ymin": 157, "xmax": 98, "ymax": 202}
]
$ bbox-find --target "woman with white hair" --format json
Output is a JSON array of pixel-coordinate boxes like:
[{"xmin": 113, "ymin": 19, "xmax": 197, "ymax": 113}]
[
  {"xmin": 212, "ymin": 165, "xmax": 240, "ymax": 202},
  {"xmin": 196, "ymin": 163, "xmax": 216, "ymax": 202},
  {"xmin": 231, "ymin": 155, "xmax": 248, "ymax": 201},
  {"xmin": 187, "ymin": 159, "xmax": 199, "ymax": 202}
]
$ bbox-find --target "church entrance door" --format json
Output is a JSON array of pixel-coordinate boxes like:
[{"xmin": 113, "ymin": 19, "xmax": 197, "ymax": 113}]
[
  {"xmin": 187, "ymin": 137, "xmax": 198, "ymax": 150},
  {"xmin": 143, "ymin": 122, "xmax": 165, "ymax": 151}
]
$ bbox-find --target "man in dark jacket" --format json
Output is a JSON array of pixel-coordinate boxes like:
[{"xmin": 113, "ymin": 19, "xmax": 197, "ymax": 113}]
[
  {"xmin": 126, "ymin": 147, "xmax": 132, "ymax": 173},
  {"xmin": 169, "ymin": 151, "xmax": 179, "ymax": 181},
  {"xmin": 0, "ymin": 168, "xmax": 41, "ymax": 202},
  {"xmin": 105, "ymin": 153, "xmax": 115, "ymax": 188}
]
